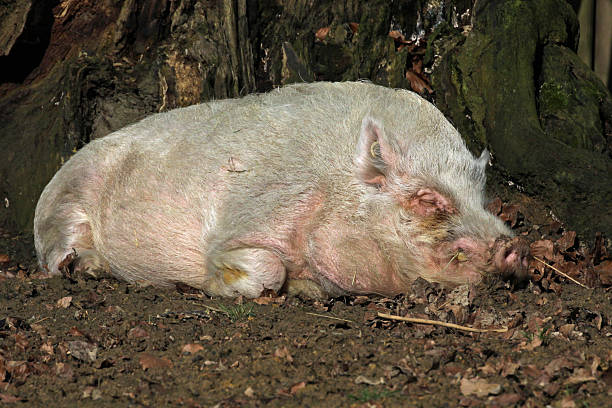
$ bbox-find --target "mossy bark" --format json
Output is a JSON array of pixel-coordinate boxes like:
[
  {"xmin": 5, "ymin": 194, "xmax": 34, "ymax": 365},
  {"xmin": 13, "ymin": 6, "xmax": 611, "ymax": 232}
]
[{"xmin": 431, "ymin": 0, "xmax": 611, "ymax": 239}]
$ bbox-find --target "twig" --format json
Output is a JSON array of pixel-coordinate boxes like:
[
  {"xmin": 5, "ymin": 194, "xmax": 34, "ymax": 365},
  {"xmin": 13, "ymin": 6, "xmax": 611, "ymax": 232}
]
[
  {"xmin": 377, "ymin": 312, "xmax": 508, "ymax": 333},
  {"xmin": 305, "ymin": 312, "xmax": 354, "ymax": 324},
  {"xmin": 533, "ymin": 256, "xmax": 588, "ymax": 288}
]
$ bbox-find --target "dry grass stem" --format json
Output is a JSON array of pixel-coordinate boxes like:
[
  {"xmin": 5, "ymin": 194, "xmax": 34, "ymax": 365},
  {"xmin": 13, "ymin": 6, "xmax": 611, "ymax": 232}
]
[
  {"xmin": 305, "ymin": 312, "xmax": 354, "ymax": 323},
  {"xmin": 533, "ymin": 256, "xmax": 588, "ymax": 288},
  {"xmin": 377, "ymin": 312, "xmax": 508, "ymax": 333}
]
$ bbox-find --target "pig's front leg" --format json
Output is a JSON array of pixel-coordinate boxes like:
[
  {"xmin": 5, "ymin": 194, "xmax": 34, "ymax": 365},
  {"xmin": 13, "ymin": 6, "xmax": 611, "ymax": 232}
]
[{"xmin": 205, "ymin": 248, "xmax": 287, "ymax": 298}]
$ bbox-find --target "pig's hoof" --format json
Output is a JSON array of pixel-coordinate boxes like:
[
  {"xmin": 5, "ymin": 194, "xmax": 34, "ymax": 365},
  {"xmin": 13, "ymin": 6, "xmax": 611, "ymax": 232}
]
[
  {"xmin": 283, "ymin": 279, "xmax": 329, "ymax": 299},
  {"xmin": 72, "ymin": 248, "xmax": 111, "ymax": 279}
]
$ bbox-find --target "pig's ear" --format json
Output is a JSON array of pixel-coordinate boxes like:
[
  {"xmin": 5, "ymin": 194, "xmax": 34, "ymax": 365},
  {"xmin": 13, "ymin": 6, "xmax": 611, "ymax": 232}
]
[
  {"xmin": 477, "ymin": 149, "xmax": 490, "ymax": 170},
  {"xmin": 355, "ymin": 117, "xmax": 398, "ymax": 188},
  {"xmin": 408, "ymin": 188, "xmax": 457, "ymax": 217}
]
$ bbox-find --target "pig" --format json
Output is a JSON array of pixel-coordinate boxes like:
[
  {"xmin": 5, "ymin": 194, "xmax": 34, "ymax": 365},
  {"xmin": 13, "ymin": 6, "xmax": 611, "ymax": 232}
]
[{"xmin": 34, "ymin": 81, "xmax": 529, "ymax": 298}]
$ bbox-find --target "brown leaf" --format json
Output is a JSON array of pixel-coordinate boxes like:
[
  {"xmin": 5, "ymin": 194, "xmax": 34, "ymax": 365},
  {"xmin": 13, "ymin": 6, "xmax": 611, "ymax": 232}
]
[
  {"xmin": 478, "ymin": 362, "xmax": 497, "ymax": 375},
  {"xmin": 489, "ymin": 393, "xmax": 522, "ymax": 406},
  {"xmin": 348, "ymin": 22, "xmax": 359, "ymax": 34},
  {"xmin": 405, "ymin": 70, "xmax": 432, "ymax": 94},
  {"xmin": 315, "ymin": 27, "xmax": 330, "ymax": 41},
  {"xmin": 56, "ymin": 296, "xmax": 72, "ymax": 308},
  {"xmin": 289, "ymin": 381, "xmax": 306, "ymax": 394},
  {"xmin": 557, "ymin": 395, "xmax": 576, "ymax": 408},
  {"xmin": 68, "ymin": 326, "xmax": 86, "ymax": 337},
  {"xmin": 0, "ymin": 393, "xmax": 21, "ymax": 403},
  {"xmin": 544, "ymin": 357, "xmax": 573, "ymax": 376},
  {"xmin": 486, "ymin": 197, "xmax": 503, "ymax": 215},
  {"xmin": 274, "ymin": 346, "xmax": 293, "ymax": 363},
  {"xmin": 565, "ymin": 368, "xmax": 596, "ymax": 385},
  {"xmin": 594, "ymin": 260, "xmax": 612, "ymax": 285},
  {"xmin": 556, "ymin": 231, "xmax": 576, "ymax": 252},
  {"xmin": 530, "ymin": 240, "xmax": 554, "ymax": 261},
  {"xmin": 67, "ymin": 341, "xmax": 97, "ymax": 362},
  {"xmin": 389, "ymin": 30, "xmax": 405, "ymax": 41},
  {"xmin": 128, "ymin": 327, "xmax": 149, "ymax": 339},
  {"xmin": 0, "ymin": 254, "xmax": 9, "ymax": 263},
  {"xmin": 182, "ymin": 343, "xmax": 204, "ymax": 354},
  {"xmin": 277, "ymin": 381, "xmax": 306, "ymax": 396},
  {"xmin": 40, "ymin": 341, "xmax": 54, "ymax": 355},
  {"xmin": 460, "ymin": 377, "xmax": 502, "ymax": 397},
  {"xmin": 13, "ymin": 333, "xmax": 28, "ymax": 352},
  {"xmin": 500, "ymin": 204, "xmax": 520, "ymax": 227},
  {"xmin": 500, "ymin": 359, "xmax": 520, "ymax": 377},
  {"xmin": 412, "ymin": 58, "xmax": 424, "ymax": 75},
  {"xmin": 54, "ymin": 362, "xmax": 74, "ymax": 379},
  {"xmin": 139, "ymin": 353, "xmax": 173, "ymax": 370},
  {"xmin": 253, "ymin": 294, "xmax": 285, "ymax": 305}
]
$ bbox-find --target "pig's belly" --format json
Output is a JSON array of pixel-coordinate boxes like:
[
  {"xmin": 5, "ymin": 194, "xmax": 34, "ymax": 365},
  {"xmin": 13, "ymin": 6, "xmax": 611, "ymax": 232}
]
[{"xmin": 91, "ymin": 177, "xmax": 220, "ymax": 288}]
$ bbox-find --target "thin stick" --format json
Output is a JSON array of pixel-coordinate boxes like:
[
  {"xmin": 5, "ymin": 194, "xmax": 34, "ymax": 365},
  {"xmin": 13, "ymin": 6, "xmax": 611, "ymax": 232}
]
[
  {"xmin": 305, "ymin": 312, "xmax": 354, "ymax": 324},
  {"xmin": 440, "ymin": 251, "xmax": 459, "ymax": 274},
  {"xmin": 533, "ymin": 256, "xmax": 588, "ymax": 288},
  {"xmin": 377, "ymin": 312, "xmax": 508, "ymax": 333},
  {"xmin": 192, "ymin": 303, "xmax": 225, "ymax": 313}
]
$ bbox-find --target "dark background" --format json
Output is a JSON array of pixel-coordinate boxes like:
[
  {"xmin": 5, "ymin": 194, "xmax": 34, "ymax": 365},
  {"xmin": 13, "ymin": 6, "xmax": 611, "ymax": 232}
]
[{"xmin": 0, "ymin": 0, "xmax": 610, "ymax": 241}]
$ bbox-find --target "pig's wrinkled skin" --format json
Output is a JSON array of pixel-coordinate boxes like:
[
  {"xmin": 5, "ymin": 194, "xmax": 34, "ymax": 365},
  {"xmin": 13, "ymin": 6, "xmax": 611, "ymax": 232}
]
[{"xmin": 34, "ymin": 81, "xmax": 529, "ymax": 298}]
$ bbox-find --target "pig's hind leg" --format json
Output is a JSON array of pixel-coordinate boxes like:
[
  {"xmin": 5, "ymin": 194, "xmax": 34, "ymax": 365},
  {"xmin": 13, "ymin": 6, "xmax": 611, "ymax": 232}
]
[
  {"xmin": 34, "ymin": 196, "xmax": 109, "ymax": 277},
  {"xmin": 206, "ymin": 248, "xmax": 287, "ymax": 298}
]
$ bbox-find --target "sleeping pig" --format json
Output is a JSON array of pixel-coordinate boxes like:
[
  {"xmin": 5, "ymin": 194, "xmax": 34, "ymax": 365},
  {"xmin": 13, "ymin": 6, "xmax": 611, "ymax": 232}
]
[{"xmin": 34, "ymin": 81, "xmax": 529, "ymax": 298}]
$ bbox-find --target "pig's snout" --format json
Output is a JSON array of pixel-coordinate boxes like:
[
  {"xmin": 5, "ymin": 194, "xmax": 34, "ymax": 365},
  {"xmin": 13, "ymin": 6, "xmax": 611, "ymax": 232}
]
[{"xmin": 493, "ymin": 237, "xmax": 530, "ymax": 280}]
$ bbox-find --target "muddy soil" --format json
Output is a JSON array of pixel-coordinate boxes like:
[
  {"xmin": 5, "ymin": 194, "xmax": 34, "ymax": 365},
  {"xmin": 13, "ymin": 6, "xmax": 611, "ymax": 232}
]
[{"xmin": 0, "ymin": 227, "xmax": 610, "ymax": 408}]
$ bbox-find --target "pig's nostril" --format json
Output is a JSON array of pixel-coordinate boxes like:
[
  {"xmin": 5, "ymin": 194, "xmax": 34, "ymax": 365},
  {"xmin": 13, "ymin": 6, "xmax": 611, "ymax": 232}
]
[{"xmin": 504, "ymin": 249, "xmax": 519, "ymax": 265}]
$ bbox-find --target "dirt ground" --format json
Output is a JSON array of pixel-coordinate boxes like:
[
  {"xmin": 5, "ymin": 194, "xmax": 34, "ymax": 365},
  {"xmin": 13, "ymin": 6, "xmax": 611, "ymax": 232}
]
[{"xmin": 0, "ymin": 222, "xmax": 611, "ymax": 407}]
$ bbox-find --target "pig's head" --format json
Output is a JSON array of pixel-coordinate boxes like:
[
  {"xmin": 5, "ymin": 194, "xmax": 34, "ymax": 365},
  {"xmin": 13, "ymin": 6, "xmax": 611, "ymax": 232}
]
[{"xmin": 354, "ymin": 115, "xmax": 530, "ymax": 287}]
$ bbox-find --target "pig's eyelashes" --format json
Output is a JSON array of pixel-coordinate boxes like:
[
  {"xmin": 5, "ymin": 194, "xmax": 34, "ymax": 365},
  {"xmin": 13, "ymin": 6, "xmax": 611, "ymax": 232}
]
[{"xmin": 369, "ymin": 141, "xmax": 380, "ymax": 159}]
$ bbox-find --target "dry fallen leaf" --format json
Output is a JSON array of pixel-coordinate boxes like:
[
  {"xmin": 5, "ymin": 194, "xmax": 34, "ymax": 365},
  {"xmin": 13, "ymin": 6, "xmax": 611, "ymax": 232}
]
[
  {"xmin": 244, "ymin": 386, "xmax": 255, "ymax": 397},
  {"xmin": 489, "ymin": 393, "xmax": 522, "ymax": 406},
  {"xmin": 405, "ymin": 70, "xmax": 432, "ymax": 94},
  {"xmin": 56, "ymin": 296, "xmax": 72, "ymax": 308},
  {"xmin": 277, "ymin": 381, "xmax": 306, "ymax": 396},
  {"xmin": 40, "ymin": 341, "xmax": 54, "ymax": 355},
  {"xmin": 182, "ymin": 343, "xmax": 204, "ymax": 354},
  {"xmin": 594, "ymin": 260, "xmax": 612, "ymax": 285},
  {"xmin": 67, "ymin": 341, "xmax": 97, "ymax": 362},
  {"xmin": 0, "ymin": 393, "xmax": 21, "ymax": 403},
  {"xmin": 128, "ymin": 327, "xmax": 149, "ymax": 339},
  {"xmin": 564, "ymin": 368, "xmax": 596, "ymax": 385},
  {"xmin": 556, "ymin": 231, "xmax": 576, "ymax": 252},
  {"xmin": 500, "ymin": 204, "xmax": 520, "ymax": 227},
  {"xmin": 460, "ymin": 377, "xmax": 502, "ymax": 397},
  {"xmin": 315, "ymin": 27, "xmax": 330, "ymax": 41},
  {"xmin": 348, "ymin": 22, "xmax": 359, "ymax": 34},
  {"xmin": 68, "ymin": 326, "xmax": 86, "ymax": 337},
  {"xmin": 273, "ymin": 346, "xmax": 293, "ymax": 362},
  {"xmin": 530, "ymin": 240, "xmax": 554, "ymax": 261},
  {"xmin": 0, "ymin": 254, "xmax": 9, "ymax": 263},
  {"xmin": 486, "ymin": 197, "xmax": 503, "ymax": 215},
  {"xmin": 289, "ymin": 381, "xmax": 306, "ymax": 394},
  {"xmin": 139, "ymin": 353, "xmax": 173, "ymax": 370}
]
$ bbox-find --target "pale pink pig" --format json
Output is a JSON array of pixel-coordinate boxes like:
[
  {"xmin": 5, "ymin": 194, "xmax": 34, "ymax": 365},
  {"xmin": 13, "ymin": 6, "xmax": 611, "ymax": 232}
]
[{"xmin": 34, "ymin": 81, "xmax": 529, "ymax": 298}]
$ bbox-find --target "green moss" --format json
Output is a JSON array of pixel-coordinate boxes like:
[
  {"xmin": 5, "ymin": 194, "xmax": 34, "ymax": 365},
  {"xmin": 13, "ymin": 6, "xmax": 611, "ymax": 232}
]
[{"xmin": 538, "ymin": 82, "xmax": 570, "ymax": 114}]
